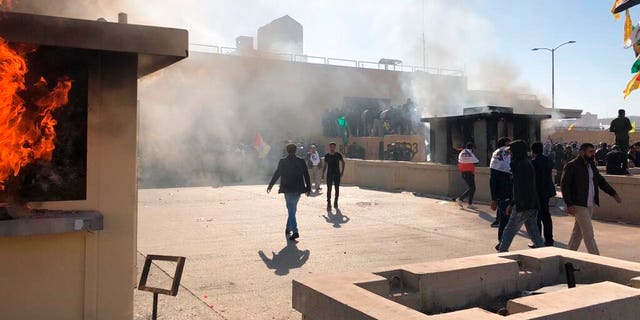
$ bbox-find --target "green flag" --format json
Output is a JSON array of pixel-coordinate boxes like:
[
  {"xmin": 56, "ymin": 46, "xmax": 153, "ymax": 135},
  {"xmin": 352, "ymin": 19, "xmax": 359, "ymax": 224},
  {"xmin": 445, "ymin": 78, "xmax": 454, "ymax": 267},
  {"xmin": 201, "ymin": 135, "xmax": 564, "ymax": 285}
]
[{"xmin": 336, "ymin": 116, "xmax": 347, "ymax": 127}]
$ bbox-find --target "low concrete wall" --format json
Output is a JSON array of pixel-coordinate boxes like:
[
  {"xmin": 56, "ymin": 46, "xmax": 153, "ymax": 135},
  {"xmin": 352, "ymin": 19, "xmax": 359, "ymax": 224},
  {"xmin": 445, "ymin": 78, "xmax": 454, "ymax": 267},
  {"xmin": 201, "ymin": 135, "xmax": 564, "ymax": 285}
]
[
  {"xmin": 342, "ymin": 159, "xmax": 490, "ymax": 201},
  {"xmin": 342, "ymin": 159, "xmax": 637, "ymax": 224},
  {"xmin": 594, "ymin": 174, "xmax": 640, "ymax": 224},
  {"xmin": 314, "ymin": 134, "xmax": 426, "ymax": 162}
]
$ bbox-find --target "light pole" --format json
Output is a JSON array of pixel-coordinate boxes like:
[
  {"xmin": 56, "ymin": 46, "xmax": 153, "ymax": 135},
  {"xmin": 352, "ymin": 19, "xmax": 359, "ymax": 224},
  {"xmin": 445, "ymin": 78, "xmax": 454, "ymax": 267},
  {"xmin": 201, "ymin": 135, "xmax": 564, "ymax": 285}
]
[{"xmin": 532, "ymin": 40, "xmax": 576, "ymax": 110}]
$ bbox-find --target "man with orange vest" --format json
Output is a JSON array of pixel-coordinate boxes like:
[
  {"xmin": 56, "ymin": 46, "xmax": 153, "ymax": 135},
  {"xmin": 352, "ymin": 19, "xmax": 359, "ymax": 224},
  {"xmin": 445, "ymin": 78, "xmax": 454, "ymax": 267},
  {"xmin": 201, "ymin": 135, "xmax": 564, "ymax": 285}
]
[{"xmin": 456, "ymin": 142, "xmax": 480, "ymax": 209}]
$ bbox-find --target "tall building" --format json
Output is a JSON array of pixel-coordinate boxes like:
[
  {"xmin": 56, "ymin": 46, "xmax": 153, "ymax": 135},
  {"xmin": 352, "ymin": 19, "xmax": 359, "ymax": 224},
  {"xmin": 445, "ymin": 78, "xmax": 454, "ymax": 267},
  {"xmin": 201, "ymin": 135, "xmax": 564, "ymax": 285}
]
[{"xmin": 257, "ymin": 15, "xmax": 303, "ymax": 54}]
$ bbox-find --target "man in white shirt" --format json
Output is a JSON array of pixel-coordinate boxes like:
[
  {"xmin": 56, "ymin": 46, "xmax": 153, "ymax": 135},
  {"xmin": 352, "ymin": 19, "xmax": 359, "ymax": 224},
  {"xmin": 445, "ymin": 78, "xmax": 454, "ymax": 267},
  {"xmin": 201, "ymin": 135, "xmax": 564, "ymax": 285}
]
[
  {"xmin": 307, "ymin": 145, "xmax": 322, "ymax": 193},
  {"xmin": 456, "ymin": 142, "xmax": 480, "ymax": 209}
]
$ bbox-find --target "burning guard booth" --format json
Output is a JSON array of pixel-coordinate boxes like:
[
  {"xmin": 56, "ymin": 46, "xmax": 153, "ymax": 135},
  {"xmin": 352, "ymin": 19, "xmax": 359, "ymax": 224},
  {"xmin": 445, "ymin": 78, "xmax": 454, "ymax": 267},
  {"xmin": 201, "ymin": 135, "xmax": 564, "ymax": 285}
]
[
  {"xmin": 0, "ymin": 12, "xmax": 187, "ymax": 320},
  {"xmin": 422, "ymin": 106, "xmax": 550, "ymax": 166}
]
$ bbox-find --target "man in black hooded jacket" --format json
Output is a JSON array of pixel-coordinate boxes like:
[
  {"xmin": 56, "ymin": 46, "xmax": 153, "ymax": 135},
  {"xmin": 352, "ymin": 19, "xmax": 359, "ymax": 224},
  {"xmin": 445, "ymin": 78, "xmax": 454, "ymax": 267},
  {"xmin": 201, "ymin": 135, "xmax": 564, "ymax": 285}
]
[{"xmin": 498, "ymin": 140, "xmax": 545, "ymax": 252}]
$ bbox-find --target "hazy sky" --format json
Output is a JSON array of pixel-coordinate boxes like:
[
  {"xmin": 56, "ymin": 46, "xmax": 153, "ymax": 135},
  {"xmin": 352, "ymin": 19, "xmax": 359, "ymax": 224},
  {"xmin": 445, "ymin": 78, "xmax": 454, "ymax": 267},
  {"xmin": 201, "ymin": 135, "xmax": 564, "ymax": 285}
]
[{"xmin": 18, "ymin": 0, "xmax": 640, "ymax": 117}]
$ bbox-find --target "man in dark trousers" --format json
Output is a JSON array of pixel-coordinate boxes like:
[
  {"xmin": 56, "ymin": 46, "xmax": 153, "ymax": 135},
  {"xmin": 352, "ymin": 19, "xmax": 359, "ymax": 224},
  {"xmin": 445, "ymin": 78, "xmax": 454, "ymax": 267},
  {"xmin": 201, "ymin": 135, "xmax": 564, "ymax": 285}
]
[
  {"xmin": 489, "ymin": 137, "xmax": 512, "ymax": 250},
  {"xmin": 267, "ymin": 143, "xmax": 311, "ymax": 241},
  {"xmin": 531, "ymin": 142, "xmax": 556, "ymax": 247},
  {"xmin": 498, "ymin": 140, "xmax": 545, "ymax": 252},
  {"xmin": 606, "ymin": 145, "xmax": 629, "ymax": 175},
  {"xmin": 323, "ymin": 142, "xmax": 345, "ymax": 211},
  {"xmin": 561, "ymin": 143, "xmax": 622, "ymax": 255},
  {"xmin": 456, "ymin": 142, "xmax": 480, "ymax": 209},
  {"xmin": 610, "ymin": 109, "xmax": 632, "ymax": 152}
]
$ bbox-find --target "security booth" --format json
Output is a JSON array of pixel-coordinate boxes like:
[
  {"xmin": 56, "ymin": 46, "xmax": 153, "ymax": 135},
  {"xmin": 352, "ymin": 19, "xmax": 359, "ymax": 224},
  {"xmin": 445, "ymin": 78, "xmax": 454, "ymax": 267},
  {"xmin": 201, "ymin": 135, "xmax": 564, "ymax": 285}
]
[{"xmin": 422, "ymin": 106, "xmax": 551, "ymax": 166}]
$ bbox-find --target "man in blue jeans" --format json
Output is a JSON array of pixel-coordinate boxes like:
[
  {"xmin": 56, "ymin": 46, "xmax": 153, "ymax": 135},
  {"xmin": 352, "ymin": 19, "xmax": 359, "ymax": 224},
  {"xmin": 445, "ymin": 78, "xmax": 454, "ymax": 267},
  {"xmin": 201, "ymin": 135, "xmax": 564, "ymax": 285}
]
[
  {"xmin": 498, "ymin": 140, "xmax": 545, "ymax": 252},
  {"xmin": 267, "ymin": 143, "xmax": 311, "ymax": 241}
]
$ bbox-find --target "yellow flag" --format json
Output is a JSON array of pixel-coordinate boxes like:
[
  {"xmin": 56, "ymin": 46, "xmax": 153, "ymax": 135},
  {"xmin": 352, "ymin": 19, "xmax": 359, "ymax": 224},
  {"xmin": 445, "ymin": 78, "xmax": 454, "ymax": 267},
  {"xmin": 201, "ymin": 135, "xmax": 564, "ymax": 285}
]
[
  {"xmin": 625, "ymin": 10, "xmax": 633, "ymax": 46},
  {"xmin": 624, "ymin": 72, "xmax": 640, "ymax": 98},
  {"xmin": 631, "ymin": 121, "xmax": 637, "ymax": 133},
  {"xmin": 613, "ymin": 0, "xmax": 622, "ymax": 20},
  {"xmin": 568, "ymin": 123, "xmax": 576, "ymax": 131}
]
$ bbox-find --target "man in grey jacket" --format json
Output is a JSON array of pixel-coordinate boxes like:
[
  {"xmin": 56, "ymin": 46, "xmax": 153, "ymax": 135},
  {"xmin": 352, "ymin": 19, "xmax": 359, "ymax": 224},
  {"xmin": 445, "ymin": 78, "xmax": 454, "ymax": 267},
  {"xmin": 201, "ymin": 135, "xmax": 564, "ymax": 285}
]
[{"xmin": 498, "ymin": 140, "xmax": 545, "ymax": 252}]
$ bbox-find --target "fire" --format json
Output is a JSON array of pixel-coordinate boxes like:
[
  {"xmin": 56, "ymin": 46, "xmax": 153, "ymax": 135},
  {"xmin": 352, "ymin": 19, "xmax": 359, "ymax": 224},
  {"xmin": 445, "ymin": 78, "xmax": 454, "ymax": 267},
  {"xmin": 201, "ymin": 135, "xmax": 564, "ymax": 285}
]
[
  {"xmin": 0, "ymin": 0, "xmax": 13, "ymax": 10},
  {"xmin": 0, "ymin": 37, "xmax": 72, "ymax": 190}
]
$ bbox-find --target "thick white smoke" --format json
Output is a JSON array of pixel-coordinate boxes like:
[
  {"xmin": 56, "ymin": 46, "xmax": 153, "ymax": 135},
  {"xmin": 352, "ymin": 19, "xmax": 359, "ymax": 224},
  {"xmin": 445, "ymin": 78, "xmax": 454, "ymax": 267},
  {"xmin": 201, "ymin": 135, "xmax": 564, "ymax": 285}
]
[{"xmin": 11, "ymin": 0, "xmax": 548, "ymax": 186}]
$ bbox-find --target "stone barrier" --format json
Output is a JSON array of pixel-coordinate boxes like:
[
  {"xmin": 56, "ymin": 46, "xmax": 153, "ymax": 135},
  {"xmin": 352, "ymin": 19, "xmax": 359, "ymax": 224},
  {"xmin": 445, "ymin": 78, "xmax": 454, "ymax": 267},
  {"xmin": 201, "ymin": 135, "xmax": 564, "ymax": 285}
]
[{"xmin": 342, "ymin": 159, "xmax": 637, "ymax": 225}]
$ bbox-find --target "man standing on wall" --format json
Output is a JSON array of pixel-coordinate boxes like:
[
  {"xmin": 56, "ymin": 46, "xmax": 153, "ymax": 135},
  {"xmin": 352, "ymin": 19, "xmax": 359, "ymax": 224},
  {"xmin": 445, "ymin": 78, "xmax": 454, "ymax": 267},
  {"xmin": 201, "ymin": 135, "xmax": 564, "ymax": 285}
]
[
  {"xmin": 531, "ymin": 142, "xmax": 556, "ymax": 247},
  {"xmin": 456, "ymin": 142, "xmax": 479, "ymax": 209},
  {"xmin": 267, "ymin": 143, "xmax": 311, "ymax": 241},
  {"xmin": 498, "ymin": 140, "xmax": 545, "ymax": 252},
  {"xmin": 561, "ymin": 143, "xmax": 622, "ymax": 255},
  {"xmin": 307, "ymin": 145, "xmax": 322, "ymax": 193},
  {"xmin": 323, "ymin": 142, "xmax": 345, "ymax": 211},
  {"xmin": 490, "ymin": 137, "xmax": 512, "ymax": 242},
  {"xmin": 610, "ymin": 109, "xmax": 632, "ymax": 152}
]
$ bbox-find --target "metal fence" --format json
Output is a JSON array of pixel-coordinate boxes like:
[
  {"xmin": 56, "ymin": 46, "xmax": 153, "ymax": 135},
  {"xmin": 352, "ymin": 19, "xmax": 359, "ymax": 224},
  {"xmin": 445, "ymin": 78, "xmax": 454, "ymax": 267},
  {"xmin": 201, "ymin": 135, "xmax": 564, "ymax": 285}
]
[{"xmin": 189, "ymin": 43, "xmax": 464, "ymax": 76}]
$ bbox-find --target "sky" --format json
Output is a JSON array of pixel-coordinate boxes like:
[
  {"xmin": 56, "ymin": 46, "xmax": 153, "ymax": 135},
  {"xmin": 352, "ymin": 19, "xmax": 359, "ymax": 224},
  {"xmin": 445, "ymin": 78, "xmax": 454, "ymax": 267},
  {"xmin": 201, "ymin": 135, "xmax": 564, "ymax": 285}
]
[{"xmin": 16, "ymin": 0, "xmax": 640, "ymax": 118}]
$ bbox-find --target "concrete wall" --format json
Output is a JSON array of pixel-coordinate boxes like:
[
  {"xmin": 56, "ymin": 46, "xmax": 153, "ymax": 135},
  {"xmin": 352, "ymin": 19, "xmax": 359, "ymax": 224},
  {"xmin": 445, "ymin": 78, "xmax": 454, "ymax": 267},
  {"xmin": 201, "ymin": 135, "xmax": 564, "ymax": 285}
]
[
  {"xmin": 341, "ymin": 159, "xmax": 490, "ymax": 200},
  {"xmin": 0, "ymin": 53, "xmax": 139, "ymax": 320},
  {"xmin": 314, "ymin": 134, "xmax": 427, "ymax": 162},
  {"xmin": 550, "ymin": 129, "xmax": 640, "ymax": 145},
  {"xmin": 342, "ymin": 159, "xmax": 637, "ymax": 225}
]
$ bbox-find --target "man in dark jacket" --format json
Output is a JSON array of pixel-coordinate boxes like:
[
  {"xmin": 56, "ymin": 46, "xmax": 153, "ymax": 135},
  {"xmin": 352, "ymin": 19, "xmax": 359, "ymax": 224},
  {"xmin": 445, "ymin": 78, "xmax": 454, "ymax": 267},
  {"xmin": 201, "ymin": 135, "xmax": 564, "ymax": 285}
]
[
  {"xmin": 498, "ymin": 140, "xmax": 545, "ymax": 252},
  {"xmin": 595, "ymin": 142, "xmax": 609, "ymax": 166},
  {"xmin": 610, "ymin": 109, "xmax": 632, "ymax": 152},
  {"xmin": 561, "ymin": 143, "xmax": 622, "ymax": 255},
  {"xmin": 268, "ymin": 143, "xmax": 311, "ymax": 241},
  {"xmin": 606, "ymin": 145, "xmax": 629, "ymax": 175},
  {"xmin": 531, "ymin": 142, "xmax": 556, "ymax": 246}
]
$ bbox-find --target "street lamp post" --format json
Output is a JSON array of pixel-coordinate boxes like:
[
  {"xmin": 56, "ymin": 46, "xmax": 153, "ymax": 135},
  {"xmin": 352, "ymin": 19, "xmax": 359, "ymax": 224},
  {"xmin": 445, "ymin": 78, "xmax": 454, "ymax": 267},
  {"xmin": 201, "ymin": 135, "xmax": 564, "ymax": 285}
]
[{"xmin": 532, "ymin": 40, "xmax": 576, "ymax": 110}]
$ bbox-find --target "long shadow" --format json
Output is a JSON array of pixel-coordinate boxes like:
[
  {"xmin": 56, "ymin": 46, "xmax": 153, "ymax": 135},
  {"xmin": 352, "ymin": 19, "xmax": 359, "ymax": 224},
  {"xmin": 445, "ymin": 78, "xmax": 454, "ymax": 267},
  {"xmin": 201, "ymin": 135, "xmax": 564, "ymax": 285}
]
[
  {"xmin": 475, "ymin": 209, "xmax": 498, "ymax": 224},
  {"xmin": 258, "ymin": 241, "xmax": 310, "ymax": 276},
  {"xmin": 322, "ymin": 209, "xmax": 350, "ymax": 228}
]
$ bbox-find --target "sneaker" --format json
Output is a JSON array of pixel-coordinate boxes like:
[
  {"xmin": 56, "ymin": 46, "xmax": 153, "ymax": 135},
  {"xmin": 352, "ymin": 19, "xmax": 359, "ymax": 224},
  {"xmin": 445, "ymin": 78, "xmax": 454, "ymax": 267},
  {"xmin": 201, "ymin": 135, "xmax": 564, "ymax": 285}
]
[
  {"xmin": 456, "ymin": 199, "xmax": 464, "ymax": 208},
  {"xmin": 527, "ymin": 243, "xmax": 536, "ymax": 249},
  {"xmin": 289, "ymin": 232, "xmax": 300, "ymax": 241},
  {"xmin": 467, "ymin": 204, "xmax": 477, "ymax": 210},
  {"xmin": 490, "ymin": 220, "xmax": 500, "ymax": 228},
  {"xmin": 285, "ymin": 229, "xmax": 291, "ymax": 235},
  {"xmin": 495, "ymin": 243, "xmax": 500, "ymax": 251}
]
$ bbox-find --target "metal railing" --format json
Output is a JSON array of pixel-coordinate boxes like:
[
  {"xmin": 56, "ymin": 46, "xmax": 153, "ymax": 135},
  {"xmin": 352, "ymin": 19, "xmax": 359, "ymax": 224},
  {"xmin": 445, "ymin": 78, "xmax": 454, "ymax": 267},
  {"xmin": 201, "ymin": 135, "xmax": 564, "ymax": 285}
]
[{"xmin": 189, "ymin": 43, "xmax": 464, "ymax": 76}]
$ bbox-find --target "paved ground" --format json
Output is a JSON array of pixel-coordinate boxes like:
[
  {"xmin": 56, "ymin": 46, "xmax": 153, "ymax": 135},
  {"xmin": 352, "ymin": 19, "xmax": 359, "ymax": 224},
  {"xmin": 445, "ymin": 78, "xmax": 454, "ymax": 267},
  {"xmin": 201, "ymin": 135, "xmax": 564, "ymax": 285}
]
[{"xmin": 134, "ymin": 185, "xmax": 640, "ymax": 319}]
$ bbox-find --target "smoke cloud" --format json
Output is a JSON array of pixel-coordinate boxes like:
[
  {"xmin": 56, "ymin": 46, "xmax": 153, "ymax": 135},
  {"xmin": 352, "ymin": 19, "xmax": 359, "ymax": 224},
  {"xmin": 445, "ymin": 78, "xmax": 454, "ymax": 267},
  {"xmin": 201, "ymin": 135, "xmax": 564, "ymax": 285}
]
[{"xmin": 11, "ymin": 0, "xmax": 548, "ymax": 187}]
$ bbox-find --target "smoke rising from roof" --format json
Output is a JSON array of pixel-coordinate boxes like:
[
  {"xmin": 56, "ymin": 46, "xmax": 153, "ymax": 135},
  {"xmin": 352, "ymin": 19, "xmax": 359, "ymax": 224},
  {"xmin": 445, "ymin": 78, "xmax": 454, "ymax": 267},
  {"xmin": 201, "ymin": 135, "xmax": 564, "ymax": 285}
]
[{"xmin": 11, "ymin": 0, "xmax": 549, "ymax": 187}]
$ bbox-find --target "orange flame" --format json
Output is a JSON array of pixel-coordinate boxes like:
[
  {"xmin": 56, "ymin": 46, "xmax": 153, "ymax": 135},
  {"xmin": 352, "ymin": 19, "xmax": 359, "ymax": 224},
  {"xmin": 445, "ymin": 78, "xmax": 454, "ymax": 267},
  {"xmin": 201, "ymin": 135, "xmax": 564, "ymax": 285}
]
[
  {"xmin": 0, "ymin": 0, "xmax": 14, "ymax": 11},
  {"xmin": 0, "ymin": 37, "xmax": 72, "ymax": 190}
]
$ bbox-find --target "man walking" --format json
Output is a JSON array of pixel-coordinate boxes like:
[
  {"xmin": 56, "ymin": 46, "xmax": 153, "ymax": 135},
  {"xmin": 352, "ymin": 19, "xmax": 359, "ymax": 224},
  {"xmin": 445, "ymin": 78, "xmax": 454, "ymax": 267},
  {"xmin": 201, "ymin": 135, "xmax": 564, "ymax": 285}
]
[
  {"xmin": 456, "ymin": 142, "xmax": 479, "ymax": 209},
  {"xmin": 267, "ymin": 143, "xmax": 311, "ymax": 241},
  {"xmin": 323, "ymin": 142, "xmax": 345, "ymax": 211},
  {"xmin": 610, "ymin": 109, "xmax": 632, "ymax": 152},
  {"xmin": 531, "ymin": 142, "xmax": 556, "ymax": 247},
  {"xmin": 498, "ymin": 140, "xmax": 545, "ymax": 252},
  {"xmin": 307, "ymin": 145, "xmax": 322, "ymax": 193},
  {"xmin": 490, "ymin": 137, "xmax": 513, "ymax": 250},
  {"xmin": 490, "ymin": 137, "xmax": 512, "ymax": 238},
  {"xmin": 561, "ymin": 143, "xmax": 622, "ymax": 255}
]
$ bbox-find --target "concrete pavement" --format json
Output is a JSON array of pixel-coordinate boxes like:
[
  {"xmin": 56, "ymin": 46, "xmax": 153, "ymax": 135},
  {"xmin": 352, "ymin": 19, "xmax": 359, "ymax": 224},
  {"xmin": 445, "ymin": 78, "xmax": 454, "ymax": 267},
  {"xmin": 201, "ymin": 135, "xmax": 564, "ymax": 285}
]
[{"xmin": 134, "ymin": 185, "xmax": 640, "ymax": 319}]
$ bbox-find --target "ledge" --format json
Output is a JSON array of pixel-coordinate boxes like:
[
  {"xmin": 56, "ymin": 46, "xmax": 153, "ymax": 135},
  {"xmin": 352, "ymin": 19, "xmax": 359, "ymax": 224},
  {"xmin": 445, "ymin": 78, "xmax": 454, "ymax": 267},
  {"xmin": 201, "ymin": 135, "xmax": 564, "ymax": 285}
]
[{"xmin": 0, "ymin": 210, "xmax": 103, "ymax": 237}]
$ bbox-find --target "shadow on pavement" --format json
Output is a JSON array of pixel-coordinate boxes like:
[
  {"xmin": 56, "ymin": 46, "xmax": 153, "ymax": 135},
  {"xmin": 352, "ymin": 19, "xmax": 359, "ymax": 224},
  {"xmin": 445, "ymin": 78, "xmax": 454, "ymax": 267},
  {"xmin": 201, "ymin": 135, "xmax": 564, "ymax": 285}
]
[
  {"xmin": 258, "ymin": 242, "xmax": 310, "ymax": 276},
  {"xmin": 322, "ymin": 209, "xmax": 350, "ymax": 228}
]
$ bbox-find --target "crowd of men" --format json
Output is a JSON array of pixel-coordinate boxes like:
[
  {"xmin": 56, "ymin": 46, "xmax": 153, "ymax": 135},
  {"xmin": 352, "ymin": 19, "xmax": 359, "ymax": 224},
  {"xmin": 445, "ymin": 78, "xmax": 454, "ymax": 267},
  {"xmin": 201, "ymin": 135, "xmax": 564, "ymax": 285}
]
[{"xmin": 456, "ymin": 138, "xmax": 623, "ymax": 255}]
